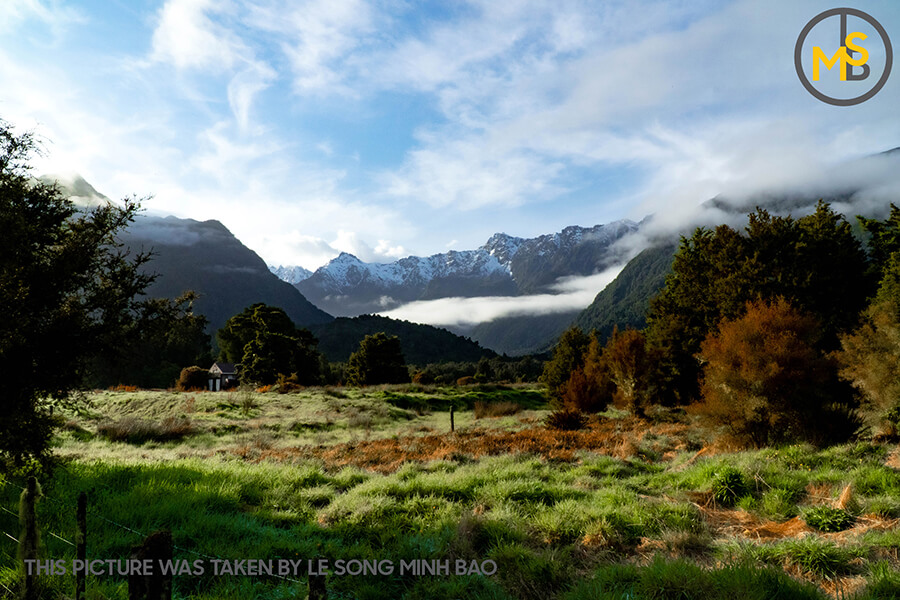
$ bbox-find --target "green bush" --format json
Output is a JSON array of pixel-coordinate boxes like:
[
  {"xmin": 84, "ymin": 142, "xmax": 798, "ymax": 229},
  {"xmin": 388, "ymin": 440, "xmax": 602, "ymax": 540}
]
[
  {"xmin": 802, "ymin": 506, "xmax": 855, "ymax": 532},
  {"xmin": 711, "ymin": 467, "xmax": 749, "ymax": 506}
]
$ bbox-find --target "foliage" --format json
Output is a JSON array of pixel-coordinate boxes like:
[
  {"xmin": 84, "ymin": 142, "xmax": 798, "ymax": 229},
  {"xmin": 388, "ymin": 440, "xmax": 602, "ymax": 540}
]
[
  {"xmin": 647, "ymin": 203, "xmax": 871, "ymax": 404},
  {"xmin": 858, "ymin": 204, "xmax": 900, "ymax": 275},
  {"xmin": 309, "ymin": 314, "xmax": 493, "ymax": 364},
  {"xmin": 413, "ymin": 356, "xmax": 543, "ymax": 385},
  {"xmin": 86, "ymin": 292, "xmax": 212, "ymax": 388},
  {"xmin": 346, "ymin": 332, "xmax": 411, "ymax": 386},
  {"xmin": 558, "ymin": 335, "xmax": 613, "ymax": 413},
  {"xmin": 710, "ymin": 467, "xmax": 749, "ymax": 506},
  {"xmin": 177, "ymin": 366, "xmax": 209, "ymax": 391},
  {"xmin": 802, "ymin": 506, "xmax": 855, "ymax": 532},
  {"xmin": 835, "ymin": 300, "xmax": 900, "ymax": 427},
  {"xmin": 0, "ymin": 121, "xmax": 160, "ymax": 466},
  {"xmin": 217, "ymin": 303, "xmax": 299, "ymax": 363},
  {"xmin": 696, "ymin": 298, "xmax": 859, "ymax": 447},
  {"xmin": 541, "ymin": 326, "xmax": 591, "ymax": 403},
  {"xmin": 603, "ymin": 328, "xmax": 659, "ymax": 416},
  {"xmin": 835, "ymin": 248, "xmax": 900, "ymax": 430},
  {"xmin": 218, "ymin": 303, "xmax": 322, "ymax": 386},
  {"xmin": 545, "ymin": 408, "xmax": 588, "ymax": 430}
]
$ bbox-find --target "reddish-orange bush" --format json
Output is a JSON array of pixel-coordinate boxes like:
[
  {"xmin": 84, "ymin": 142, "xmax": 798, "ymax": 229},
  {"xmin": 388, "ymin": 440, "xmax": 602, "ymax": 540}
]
[{"xmin": 696, "ymin": 298, "xmax": 858, "ymax": 447}]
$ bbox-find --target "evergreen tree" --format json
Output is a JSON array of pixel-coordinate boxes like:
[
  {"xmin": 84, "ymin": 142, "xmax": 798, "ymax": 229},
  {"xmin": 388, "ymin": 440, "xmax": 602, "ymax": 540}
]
[
  {"xmin": 217, "ymin": 303, "xmax": 322, "ymax": 386},
  {"xmin": 647, "ymin": 203, "xmax": 869, "ymax": 403},
  {"xmin": 346, "ymin": 332, "xmax": 410, "ymax": 386},
  {"xmin": 0, "ymin": 121, "xmax": 155, "ymax": 465}
]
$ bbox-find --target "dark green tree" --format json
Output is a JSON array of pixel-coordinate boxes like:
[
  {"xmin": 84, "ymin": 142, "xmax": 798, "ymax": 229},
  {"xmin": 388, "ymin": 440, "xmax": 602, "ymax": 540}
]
[
  {"xmin": 346, "ymin": 332, "xmax": 410, "ymax": 386},
  {"xmin": 217, "ymin": 303, "xmax": 299, "ymax": 363},
  {"xmin": 241, "ymin": 328, "xmax": 321, "ymax": 386},
  {"xmin": 859, "ymin": 204, "xmax": 900, "ymax": 271},
  {"xmin": 87, "ymin": 292, "xmax": 212, "ymax": 388},
  {"xmin": 217, "ymin": 303, "xmax": 322, "ymax": 386},
  {"xmin": 0, "ymin": 121, "xmax": 155, "ymax": 465},
  {"xmin": 647, "ymin": 203, "xmax": 870, "ymax": 403}
]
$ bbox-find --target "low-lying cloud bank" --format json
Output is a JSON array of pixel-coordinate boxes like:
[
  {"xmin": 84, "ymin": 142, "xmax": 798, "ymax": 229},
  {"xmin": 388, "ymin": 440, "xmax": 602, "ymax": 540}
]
[{"xmin": 379, "ymin": 266, "xmax": 623, "ymax": 328}]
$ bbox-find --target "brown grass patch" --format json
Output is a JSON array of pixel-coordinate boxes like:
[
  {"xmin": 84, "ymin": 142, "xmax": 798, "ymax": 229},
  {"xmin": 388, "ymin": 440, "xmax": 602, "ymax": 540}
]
[
  {"xmin": 473, "ymin": 400, "xmax": 522, "ymax": 419},
  {"xmin": 227, "ymin": 417, "xmax": 695, "ymax": 472}
]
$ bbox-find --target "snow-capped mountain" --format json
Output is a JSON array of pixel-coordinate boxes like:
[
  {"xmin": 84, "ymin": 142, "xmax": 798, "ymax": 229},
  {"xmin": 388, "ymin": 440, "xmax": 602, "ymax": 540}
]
[
  {"xmin": 295, "ymin": 220, "xmax": 640, "ymax": 317},
  {"xmin": 269, "ymin": 265, "xmax": 313, "ymax": 284}
]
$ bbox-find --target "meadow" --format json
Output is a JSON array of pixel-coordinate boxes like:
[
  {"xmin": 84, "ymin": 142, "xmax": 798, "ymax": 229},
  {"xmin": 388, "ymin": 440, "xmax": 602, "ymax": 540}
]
[{"xmin": 1, "ymin": 384, "xmax": 899, "ymax": 599}]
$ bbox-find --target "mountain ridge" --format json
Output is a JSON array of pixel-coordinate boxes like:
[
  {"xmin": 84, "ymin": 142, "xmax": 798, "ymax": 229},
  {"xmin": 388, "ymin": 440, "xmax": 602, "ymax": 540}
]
[{"xmin": 292, "ymin": 220, "xmax": 640, "ymax": 316}]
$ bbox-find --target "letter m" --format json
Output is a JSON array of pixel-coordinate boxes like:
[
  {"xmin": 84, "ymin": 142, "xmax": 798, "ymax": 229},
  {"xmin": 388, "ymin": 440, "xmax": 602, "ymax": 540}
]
[{"xmin": 813, "ymin": 46, "xmax": 848, "ymax": 81}]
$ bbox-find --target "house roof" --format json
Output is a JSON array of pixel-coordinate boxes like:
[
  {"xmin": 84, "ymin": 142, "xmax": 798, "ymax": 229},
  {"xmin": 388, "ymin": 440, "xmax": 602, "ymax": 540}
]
[{"xmin": 210, "ymin": 362, "xmax": 237, "ymax": 375}]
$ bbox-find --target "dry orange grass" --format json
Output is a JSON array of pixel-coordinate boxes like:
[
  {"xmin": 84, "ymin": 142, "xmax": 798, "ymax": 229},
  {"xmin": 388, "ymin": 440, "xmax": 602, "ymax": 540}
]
[{"xmin": 227, "ymin": 416, "xmax": 696, "ymax": 472}]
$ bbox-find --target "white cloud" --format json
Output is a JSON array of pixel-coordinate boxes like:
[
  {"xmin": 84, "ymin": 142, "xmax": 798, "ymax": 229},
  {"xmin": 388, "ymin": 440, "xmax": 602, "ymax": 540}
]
[
  {"xmin": 247, "ymin": 0, "xmax": 374, "ymax": 95},
  {"xmin": 151, "ymin": 0, "xmax": 245, "ymax": 71},
  {"xmin": 381, "ymin": 265, "xmax": 623, "ymax": 327},
  {"xmin": 227, "ymin": 61, "xmax": 278, "ymax": 131},
  {"xmin": 0, "ymin": 0, "xmax": 83, "ymax": 36}
]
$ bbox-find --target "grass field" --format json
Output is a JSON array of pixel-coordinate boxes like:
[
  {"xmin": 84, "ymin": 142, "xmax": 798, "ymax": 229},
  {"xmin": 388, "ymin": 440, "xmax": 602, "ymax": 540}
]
[{"xmin": 1, "ymin": 384, "xmax": 899, "ymax": 599}]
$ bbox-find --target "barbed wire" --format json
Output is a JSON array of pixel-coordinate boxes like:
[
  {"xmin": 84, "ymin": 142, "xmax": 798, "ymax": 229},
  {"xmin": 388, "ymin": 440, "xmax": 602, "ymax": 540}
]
[
  {"xmin": 0, "ymin": 505, "xmax": 18, "ymax": 520},
  {"xmin": 1, "ymin": 531, "xmax": 18, "ymax": 544}
]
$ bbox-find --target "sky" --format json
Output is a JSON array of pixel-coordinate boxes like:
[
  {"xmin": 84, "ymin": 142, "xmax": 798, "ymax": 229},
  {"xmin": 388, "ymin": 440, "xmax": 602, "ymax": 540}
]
[{"xmin": 1, "ymin": 0, "xmax": 899, "ymax": 272}]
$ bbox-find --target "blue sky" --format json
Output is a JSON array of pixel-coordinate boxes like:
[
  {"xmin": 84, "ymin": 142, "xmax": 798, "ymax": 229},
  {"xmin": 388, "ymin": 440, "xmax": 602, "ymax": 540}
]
[{"xmin": 1, "ymin": 0, "xmax": 899, "ymax": 270}]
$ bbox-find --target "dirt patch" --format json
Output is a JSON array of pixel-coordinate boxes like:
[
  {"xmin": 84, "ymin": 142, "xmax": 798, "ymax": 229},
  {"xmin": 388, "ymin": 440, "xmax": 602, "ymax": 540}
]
[{"xmin": 885, "ymin": 447, "xmax": 900, "ymax": 470}]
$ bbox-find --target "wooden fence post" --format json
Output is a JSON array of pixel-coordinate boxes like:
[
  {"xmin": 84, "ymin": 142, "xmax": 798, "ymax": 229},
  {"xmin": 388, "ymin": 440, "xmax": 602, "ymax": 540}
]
[
  {"xmin": 19, "ymin": 476, "xmax": 41, "ymax": 600},
  {"xmin": 308, "ymin": 556, "xmax": 326, "ymax": 600},
  {"xmin": 76, "ymin": 492, "xmax": 87, "ymax": 600},
  {"xmin": 450, "ymin": 405, "xmax": 455, "ymax": 433},
  {"xmin": 128, "ymin": 530, "xmax": 172, "ymax": 600}
]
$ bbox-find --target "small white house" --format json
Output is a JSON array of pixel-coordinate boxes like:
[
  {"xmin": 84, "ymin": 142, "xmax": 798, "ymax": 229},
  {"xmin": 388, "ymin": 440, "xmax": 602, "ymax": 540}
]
[{"xmin": 208, "ymin": 362, "xmax": 238, "ymax": 391}]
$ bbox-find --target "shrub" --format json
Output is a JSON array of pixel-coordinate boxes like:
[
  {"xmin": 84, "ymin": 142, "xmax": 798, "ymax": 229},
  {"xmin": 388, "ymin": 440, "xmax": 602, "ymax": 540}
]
[
  {"xmin": 96, "ymin": 416, "xmax": 194, "ymax": 444},
  {"xmin": 545, "ymin": 409, "xmax": 588, "ymax": 431},
  {"xmin": 696, "ymin": 298, "xmax": 858, "ymax": 447},
  {"xmin": 711, "ymin": 467, "xmax": 749, "ymax": 506},
  {"xmin": 177, "ymin": 366, "xmax": 208, "ymax": 391},
  {"xmin": 779, "ymin": 538, "xmax": 854, "ymax": 578},
  {"xmin": 802, "ymin": 506, "xmax": 855, "ymax": 532}
]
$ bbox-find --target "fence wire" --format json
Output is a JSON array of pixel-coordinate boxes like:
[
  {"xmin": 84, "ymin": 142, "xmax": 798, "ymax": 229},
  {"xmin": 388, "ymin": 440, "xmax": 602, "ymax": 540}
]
[{"xmin": 3, "ymin": 474, "xmax": 304, "ymax": 585}]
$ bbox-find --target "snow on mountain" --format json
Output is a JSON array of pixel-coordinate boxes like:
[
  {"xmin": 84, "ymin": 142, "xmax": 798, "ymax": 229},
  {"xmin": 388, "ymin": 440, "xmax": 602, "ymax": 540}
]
[
  {"xmin": 269, "ymin": 264, "xmax": 313, "ymax": 284},
  {"xmin": 295, "ymin": 220, "xmax": 641, "ymax": 317}
]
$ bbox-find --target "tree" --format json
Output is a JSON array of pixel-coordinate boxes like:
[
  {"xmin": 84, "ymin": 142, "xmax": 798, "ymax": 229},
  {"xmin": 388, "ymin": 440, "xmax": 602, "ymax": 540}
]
[
  {"xmin": 346, "ymin": 332, "xmax": 410, "ymax": 386},
  {"xmin": 217, "ymin": 303, "xmax": 299, "ymax": 363},
  {"xmin": 540, "ymin": 326, "xmax": 591, "ymax": 404},
  {"xmin": 603, "ymin": 328, "xmax": 658, "ymax": 417},
  {"xmin": 87, "ymin": 292, "xmax": 212, "ymax": 388},
  {"xmin": 696, "ymin": 298, "xmax": 858, "ymax": 447},
  {"xmin": 0, "ymin": 121, "xmax": 155, "ymax": 465},
  {"xmin": 647, "ymin": 203, "xmax": 870, "ymax": 404},
  {"xmin": 835, "ymin": 250, "xmax": 900, "ymax": 428},
  {"xmin": 217, "ymin": 303, "xmax": 322, "ymax": 386},
  {"xmin": 558, "ymin": 335, "xmax": 613, "ymax": 413}
]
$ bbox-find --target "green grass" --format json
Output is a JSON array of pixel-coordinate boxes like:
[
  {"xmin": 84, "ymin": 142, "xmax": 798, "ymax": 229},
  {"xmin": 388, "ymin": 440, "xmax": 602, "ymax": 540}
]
[{"xmin": 2, "ymin": 386, "xmax": 900, "ymax": 598}]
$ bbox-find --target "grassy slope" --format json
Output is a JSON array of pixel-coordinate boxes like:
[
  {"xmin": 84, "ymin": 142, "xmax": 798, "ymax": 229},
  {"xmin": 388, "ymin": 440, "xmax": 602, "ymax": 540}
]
[{"xmin": 1, "ymin": 387, "xmax": 899, "ymax": 599}]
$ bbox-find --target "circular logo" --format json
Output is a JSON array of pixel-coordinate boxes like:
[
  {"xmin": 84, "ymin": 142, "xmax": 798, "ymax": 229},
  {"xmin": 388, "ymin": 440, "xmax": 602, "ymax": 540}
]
[{"xmin": 794, "ymin": 8, "xmax": 892, "ymax": 106}]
